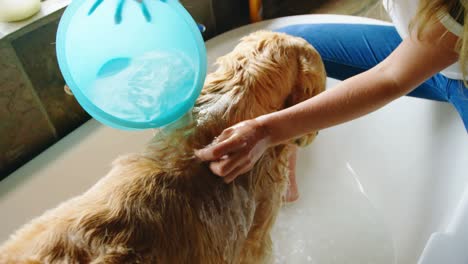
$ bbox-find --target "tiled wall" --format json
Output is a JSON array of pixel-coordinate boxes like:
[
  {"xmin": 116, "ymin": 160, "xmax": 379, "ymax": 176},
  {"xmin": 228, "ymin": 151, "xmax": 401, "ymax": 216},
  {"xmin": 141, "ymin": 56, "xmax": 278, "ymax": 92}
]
[
  {"xmin": 0, "ymin": 40, "xmax": 58, "ymax": 177},
  {"xmin": 263, "ymin": 0, "xmax": 388, "ymax": 21},
  {"xmin": 0, "ymin": 1, "xmax": 250, "ymax": 180},
  {"xmin": 12, "ymin": 21, "xmax": 90, "ymax": 139},
  {"xmin": 0, "ymin": 13, "xmax": 90, "ymax": 178}
]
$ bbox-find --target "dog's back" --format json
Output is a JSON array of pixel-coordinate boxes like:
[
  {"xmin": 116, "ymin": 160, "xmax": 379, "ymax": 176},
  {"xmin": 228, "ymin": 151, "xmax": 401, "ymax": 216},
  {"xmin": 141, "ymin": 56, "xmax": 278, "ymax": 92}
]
[
  {"xmin": 0, "ymin": 31, "xmax": 325, "ymax": 264},
  {"xmin": 0, "ymin": 151, "xmax": 259, "ymax": 264}
]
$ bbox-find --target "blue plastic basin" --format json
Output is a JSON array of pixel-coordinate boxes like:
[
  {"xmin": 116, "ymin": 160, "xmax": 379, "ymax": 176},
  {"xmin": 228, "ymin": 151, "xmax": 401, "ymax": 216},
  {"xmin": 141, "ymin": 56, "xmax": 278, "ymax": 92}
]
[{"xmin": 56, "ymin": 0, "xmax": 207, "ymax": 129}]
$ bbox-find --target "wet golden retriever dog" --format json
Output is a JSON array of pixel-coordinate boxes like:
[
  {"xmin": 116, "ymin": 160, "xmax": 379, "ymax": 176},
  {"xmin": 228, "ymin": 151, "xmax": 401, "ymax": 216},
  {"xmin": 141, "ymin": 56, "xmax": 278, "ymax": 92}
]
[{"xmin": 0, "ymin": 31, "xmax": 325, "ymax": 264}]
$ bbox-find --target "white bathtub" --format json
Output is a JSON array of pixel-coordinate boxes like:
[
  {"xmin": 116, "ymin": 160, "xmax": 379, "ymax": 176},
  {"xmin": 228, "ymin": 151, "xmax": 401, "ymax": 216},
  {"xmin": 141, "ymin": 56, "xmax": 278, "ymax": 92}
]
[{"xmin": 1, "ymin": 15, "xmax": 467, "ymax": 264}]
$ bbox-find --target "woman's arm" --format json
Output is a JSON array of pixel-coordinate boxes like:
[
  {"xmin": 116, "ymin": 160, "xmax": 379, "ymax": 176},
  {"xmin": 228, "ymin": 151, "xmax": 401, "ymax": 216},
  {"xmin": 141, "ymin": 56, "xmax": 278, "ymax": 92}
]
[
  {"xmin": 261, "ymin": 21, "xmax": 459, "ymax": 144},
  {"xmin": 196, "ymin": 21, "xmax": 460, "ymax": 182}
]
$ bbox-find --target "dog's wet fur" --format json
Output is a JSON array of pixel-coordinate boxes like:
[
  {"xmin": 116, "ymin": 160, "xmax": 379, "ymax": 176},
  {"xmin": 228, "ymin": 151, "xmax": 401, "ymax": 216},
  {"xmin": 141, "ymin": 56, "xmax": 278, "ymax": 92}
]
[{"xmin": 0, "ymin": 31, "xmax": 325, "ymax": 264}]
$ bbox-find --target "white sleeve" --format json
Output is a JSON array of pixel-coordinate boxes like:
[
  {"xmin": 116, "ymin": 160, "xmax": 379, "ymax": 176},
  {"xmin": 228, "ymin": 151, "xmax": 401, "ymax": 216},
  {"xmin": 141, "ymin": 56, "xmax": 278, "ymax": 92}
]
[{"xmin": 437, "ymin": 11, "xmax": 463, "ymax": 37}]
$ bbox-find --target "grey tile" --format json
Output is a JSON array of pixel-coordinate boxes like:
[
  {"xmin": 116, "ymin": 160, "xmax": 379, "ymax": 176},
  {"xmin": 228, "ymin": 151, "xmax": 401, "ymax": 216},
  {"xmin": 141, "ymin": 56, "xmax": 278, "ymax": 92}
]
[
  {"xmin": 181, "ymin": 0, "xmax": 217, "ymax": 38},
  {"xmin": 211, "ymin": 0, "xmax": 250, "ymax": 34},
  {"xmin": 12, "ymin": 20, "xmax": 90, "ymax": 138},
  {"xmin": 0, "ymin": 41, "xmax": 56, "ymax": 178},
  {"xmin": 263, "ymin": 0, "xmax": 390, "ymax": 21},
  {"xmin": 311, "ymin": 0, "xmax": 390, "ymax": 21},
  {"xmin": 271, "ymin": 0, "xmax": 328, "ymax": 18}
]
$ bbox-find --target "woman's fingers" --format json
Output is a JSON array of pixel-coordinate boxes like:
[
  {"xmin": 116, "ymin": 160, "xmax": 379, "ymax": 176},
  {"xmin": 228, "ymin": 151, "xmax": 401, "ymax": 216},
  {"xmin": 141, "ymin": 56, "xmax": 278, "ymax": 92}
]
[
  {"xmin": 195, "ymin": 119, "xmax": 271, "ymax": 182},
  {"xmin": 196, "ymin": 136, "xmax": 246, "ymax": 161},
  {"xmin": 223, "ymin": 162, "xmax": 252, "ymax": 183},
  {"xmin": 195, "ymin": 121, "xmax": 259, "ymax": 161},
  {"xmin": 208, "ymin": 151, "xmax": 249, "ymax": 177}
]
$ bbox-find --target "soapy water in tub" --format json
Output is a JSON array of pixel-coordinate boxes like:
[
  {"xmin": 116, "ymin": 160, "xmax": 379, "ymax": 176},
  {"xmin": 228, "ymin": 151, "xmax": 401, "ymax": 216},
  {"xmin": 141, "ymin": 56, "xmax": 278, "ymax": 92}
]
[
  {"xmin": 271, "ymin": 158, "xmax": 396, "ymax": 264},
  {"xmin": 87, "ymin": 51, "xmax": 195, "ymax": 122}
]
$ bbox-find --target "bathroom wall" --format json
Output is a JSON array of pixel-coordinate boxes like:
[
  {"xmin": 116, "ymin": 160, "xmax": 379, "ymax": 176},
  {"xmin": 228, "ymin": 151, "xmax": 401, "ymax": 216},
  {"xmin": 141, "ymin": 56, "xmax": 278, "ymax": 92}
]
[
  {"xmin": 263, "ymin": 0, "xmax": 388, "ymax": 21},
  {"xmin": 0, "ymin": 39, "xmax": 59, "ymax": 179},
  {"xmin": 0, "ymin": 0, "xmax": 250, "ymax": 180},
  {"xmin": 180, "ymin": 0, "xmax": 250, "ymax": 38},
  {"xmin": 0, "ymin": 9, "xmax": 84, "ymax": 179}
]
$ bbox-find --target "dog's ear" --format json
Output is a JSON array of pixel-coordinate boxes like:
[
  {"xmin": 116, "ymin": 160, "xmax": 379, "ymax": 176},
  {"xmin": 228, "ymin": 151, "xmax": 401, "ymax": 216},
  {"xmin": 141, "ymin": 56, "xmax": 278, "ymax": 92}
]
[
  {"xmin": 288, "ymin": 44, "xmax": 326, "ymax": 147},
  {"xmin": 287, "ymin": 45, "xmax": 326, "ymax": 108}
]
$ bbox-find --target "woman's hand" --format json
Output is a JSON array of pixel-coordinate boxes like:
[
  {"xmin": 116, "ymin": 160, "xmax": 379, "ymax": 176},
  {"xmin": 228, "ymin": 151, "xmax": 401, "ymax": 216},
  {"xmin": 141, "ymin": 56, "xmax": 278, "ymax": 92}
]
[{"xmin": 195, "ymin": 119, "xmax": 272, "ymax": 183}]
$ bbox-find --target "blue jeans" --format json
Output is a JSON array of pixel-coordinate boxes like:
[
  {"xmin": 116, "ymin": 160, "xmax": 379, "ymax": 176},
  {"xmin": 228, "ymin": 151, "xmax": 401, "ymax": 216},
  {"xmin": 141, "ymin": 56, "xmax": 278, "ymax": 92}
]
[{"xmin": 277, "ymin": 24, "xmax": 468, "ymax": 131}]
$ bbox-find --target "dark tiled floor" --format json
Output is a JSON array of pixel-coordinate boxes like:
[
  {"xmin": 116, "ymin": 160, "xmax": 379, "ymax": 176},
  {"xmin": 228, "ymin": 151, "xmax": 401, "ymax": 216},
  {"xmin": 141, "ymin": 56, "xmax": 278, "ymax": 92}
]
[
  {"xmin": 312, "ymin": 0, "xmax": 389, "ymax": 21},
  {"xmin": 264, "ymin": 0, "xmax": 390, "ymax": 21}
]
